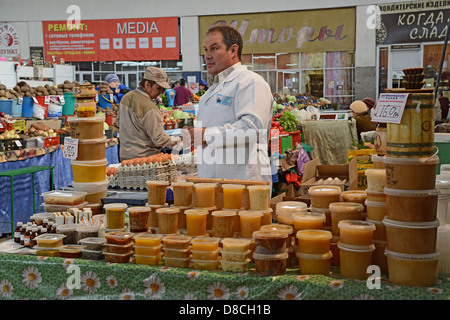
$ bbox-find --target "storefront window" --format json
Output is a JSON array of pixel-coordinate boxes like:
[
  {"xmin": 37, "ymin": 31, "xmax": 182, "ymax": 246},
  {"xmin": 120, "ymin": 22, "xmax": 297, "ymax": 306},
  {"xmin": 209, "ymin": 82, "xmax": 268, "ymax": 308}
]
[
  {"xmin": 277, "ymin": 53, "xmax": 300, "ymax": 69},
  {"xmin": 302, "ymin": 70, "xmax": 324, "ymax": 98},
  {"xmin": 301, "ymin": 52, "xmax": 324, "ymax": 69},
  {"xmin": 278, "ymin": 71, "xmax": 300, "ymax": 95},
  {"xmin": 253, "ymin": 54, "xmax": 276, "ymax": 70},
  {"xmin": 324, "ymin": 68, "xmax": 354, "ymax": 97},
  {"xmin": 423, "ymin": 44, "xmax": 450, "ymax": 88}
]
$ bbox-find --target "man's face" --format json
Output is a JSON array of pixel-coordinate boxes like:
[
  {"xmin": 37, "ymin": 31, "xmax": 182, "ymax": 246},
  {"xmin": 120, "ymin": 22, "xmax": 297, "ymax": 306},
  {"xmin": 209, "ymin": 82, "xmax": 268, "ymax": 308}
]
[
  {"xmin": 143, "ymin": 81, "xmax": 165, "ymax": 99},
  {"xmin": 203, "ymin": 31, "xmax": 238, "ymax": 77}
]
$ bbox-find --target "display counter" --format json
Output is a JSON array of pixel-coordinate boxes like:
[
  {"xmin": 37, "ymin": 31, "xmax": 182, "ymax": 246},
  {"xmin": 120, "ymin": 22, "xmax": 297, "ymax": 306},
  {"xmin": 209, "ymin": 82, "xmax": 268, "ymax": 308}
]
[
  {"xmin": 0, "ymin": 247, "xmax": 447, "ymax": 300},
  {"xmin": 0, "ymin": 140, "xmax": 119, "ymax": 235}
]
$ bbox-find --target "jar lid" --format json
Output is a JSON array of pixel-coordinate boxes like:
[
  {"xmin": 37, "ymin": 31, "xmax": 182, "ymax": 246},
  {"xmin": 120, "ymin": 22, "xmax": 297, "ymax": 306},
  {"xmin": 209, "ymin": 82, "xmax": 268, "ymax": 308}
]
[
  {"xmin": 276, "ymin": 201, "xmax": 308, "ymax": 211},
  {"xmin": 292, "ymin": 212, "xmax": 326, "ymax": 222},
  {"xmin": 184, "ymin": 209, "xmax": 209, "ymax": 216},
  {"xmin": 171, "ymin": 182, "xmax": 194, "ymax": 187},
  {"xmin": 382, "ymin": 217, "xmax": 440, "ymax": 229},
  {"xmin": 221, "ymin": 184, "xmax": 245, "ymax": 190},
  {"xmin": 329, "ymin": 202, "xmax": 365, "ymax": 213},
  {"xmin": 211, "ymin": 210, "xmax": 237, "ymax": 217},
  {"xmin": 308, "ymin": 185, "xmax": 341, "ymax": 196},
  {"xmin": 72, "ymin": 179, "xmax": 109, "ymax": 193},
  {"xmin": 384, "ymin": 249, "xmax": 440, "ymax": 261},
  {"xmin": 220, "ymin": 237, "xmax": 252, "ymax": 246},
  {"xmin": 193, "ymin": 183, "xmax": 217, "ymax": 188},
  {"xmin": 366, "ymin": 218, "xmax": 385, "ymax": 226},
  {"xmin": 364, "ymin": 168, "xmax": 386, "ymax": 176},
  {"xmin": 260, "ymin": 223, "xmax": 294, "ymax": 234},
  {"xmin": 127, "ymin": 206, "xmax": 151, "ymax": 213},
  {"xmin": 338, "ymin": 220, "xmax": 376, "ymax": 231},
  {"xmin": 191, "ymin": 236, "xmax": 221, "ymax": 244},
  {"xmin": 247, "ymin": 185, "xmax": 271, "ymax": 190},
  {"xmin": 71, "ymin": 158, "xmax": 108, "ymax": 166},
  {"xmin": 146, "ymin": 181, "xmax": 170, "ymax": 186},
  {"xmin": 253, "ymin": 251, "xmax": 289, "ymax": 260},
  {"xmin": 296, "ymin": 251, "xmax": 333, "ymax": 260},
  {"xmin": 383, "ymin": 155, "xmax": 439, "ymax": 165},
  {"xmin": 252, "ymin": 230, "xmax": 288, "ymax": 240},
  {"xmin": 296, "ymin": 229, "xmax": 332, "ymax": 240},
  {"xmin": 155, "ymin": 207, "xmax": 180, "ymax": 214},
  {"xmin": 364, "ymin": 200, "xmax": 387, "ymax": 208},
  {"xmin": 103, "ymin": 203, "xmax": 128, "ymax": 210},
  {"xmin": 77, "ymin": 136, "xmax": 107, "ymax": 145},
  {"xmin": 238, "ymin": 211, "xmax": 263, "ymax": 217},
  {"xmin": 384, "ymin": 187, "xmax": 440, "ymax": 197},
  {"xmin": 337, "ymin": 242, "xmax": 375, "ymax": 252}
]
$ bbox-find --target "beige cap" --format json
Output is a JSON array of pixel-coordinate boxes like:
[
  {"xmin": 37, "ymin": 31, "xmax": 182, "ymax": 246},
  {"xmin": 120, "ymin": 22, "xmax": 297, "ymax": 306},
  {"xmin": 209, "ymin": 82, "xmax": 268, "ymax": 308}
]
[
  {"xmin": 350, "ymin": 100, "xmax": 368, "ymax": 114},
  {"xmin": 143, "ymin": 67, "xmax": 170, "ymax": 89}
]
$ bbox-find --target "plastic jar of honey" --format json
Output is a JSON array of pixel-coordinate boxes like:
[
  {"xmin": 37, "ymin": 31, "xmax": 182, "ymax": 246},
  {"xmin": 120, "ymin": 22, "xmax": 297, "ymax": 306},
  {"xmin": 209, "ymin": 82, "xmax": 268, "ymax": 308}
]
[
  {"xmin": 365, "ymin": 200, "xmax": 387, "ymax": 221},
  {"xmin": 372, "ymin": 240, "xmax": 388, "ymax": 273},
  {"xmin": 221, "ymin": 237, "xmax": 252, "ymax": 253},
  {"xmin": 385, "ymin": 249, "xmax": 440, "ymax": 287},
  {"xmin": 72, "ymin": 180, "xmax": 109, "ymax": 204},
  {"xmin": 193, "ymin": 183, "xmax": 217, "ymax": 208},
  {"xmin": 365, "ymin": 189, "xmax": 386, "ymax": 203},
  {"xmin": 162, "ymin": 235, "xmax": 192, "ymax": 250},
  {"xmin": 310, "ymin": 207, "xmax": 331, "ymax": 228},
  {"xmin": 338, "ymin": 242, "xmax": 375, "ymax": 280},
  {"xmin": 296, "ymin": 229, "xmax": 332, "ymax": 254},
  {"xmin": 211, "ymin": 210, "xmax": 236, "ymax": 238},
  {"xmin": 384, "ymin": 156, "xmax": 439, "ymax": 190},
  {"xmin": 171, "ymin": 182, "xmax": 194, "ymax": 206},
  {"xmin": 338, "ymin": 220, "xmax": 375, "ymax": 246},
  {"xmin": 384, "ymin": 187, "xmax": 440, "ymax": 222},
  {"xmin": 329, "ymin": 202, "xmax": 365, "ymax": 236},
  {"xmin": 170, "ymin": 205, "xmax": 191, "ymax": 230},
  {"xmin": 221, "ymin": 184, "xmax": 245, "ymax": 210},
  {"xmin": 260, "ymin": 224, "xmax": 294, "ymax": 248},
  {"xmin": 308, "ymin": 186, "xmax": 342, "ymax": 209},
  {"xmin": 365, "ymin": 169, "xmax": 386, "ymax": 192},
  {"xmin": 71, "ymin": 158, "xmax": 108, "ymax": 183},
  {"xmin": 292, "ymin": 212, "xmax": 326, "ymax": 234},
  {"xmin": 191, "ymin": 237, "xmax": 221, "ymax": 251},
  {"xmin": 296, "ymin": 251, "xmax": 333, "ymax": 275},
  {"xmin": 341, "ymin": 190, "xmax": 367, "ymax": 205},
  {"xmin": 76, "ymin": 136, "xmax": 107, "ymax": 161},
  {"xmin": 128, "ymin": 206, "xmax": 151, "ymax": 233},
  {"xmin": 145, "ymin": 203, "xmax": 169, "ymax": 228},
  {"xmin": 276, "ymin": 201, "xmax": 308, "ymax": 225},
  {"xmin": 383, "ymin": 217, "xmax": 440, "ymax": 254},
  {"xmin": 253, "ymin": 230, "xmax": 288, "ymax": 254},
  {"xmin": 253, "ymin": 252, "xmax": 289, "ymax": 276},
  {"xmin": 238, "ymin": 211, "xmax": 263, "ymax": 238},
  {"xmin": 156, "ymin": 207, "xmax": 180, "ymax": 235},
  {"xmin": 134, "ymin": 233, "xmax": 163, "ymax": 247},
  {"xmin": 247, "ymin": 185, "xmax": 271, "ymax": 210},
  {"xmin": 184, "ymin": 209, "xmax": 209, "ymax": 236},
  {"xmin": 104, "ymin": 203, "xmax": 127, "ymax": 230},
  {"xmin": 366, "ymin": 219, "xmax": 387, "ymax": 241},
  {"xmin": 371, "ymin": 154, "xmax": 385, "ymax": 169},
  {"xmin": 68, "ymin": 115, "xmax": 105, "ymax": 139},
  {"xmin": 146, "ymin": 181, "xmax": 169, "ymax": 205}
]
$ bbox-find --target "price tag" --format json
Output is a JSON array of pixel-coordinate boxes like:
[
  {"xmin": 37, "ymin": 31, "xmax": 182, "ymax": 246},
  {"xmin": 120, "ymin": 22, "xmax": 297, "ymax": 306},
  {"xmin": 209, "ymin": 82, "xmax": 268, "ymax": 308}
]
[
  {"xmin": 95, "ymin": 94, "xmax": 99, "ymax": 102},
  {"xmin": 18, "ymin": 97, "xmax": 23, "ymax": 105},
  {"xmin": 44, "ymin": 96, "xmax": 50, "ymax": 104},
  {"xmin": 0, "ymin": 123, "xmax": 3, "ymax": 129},
  {"xmin": 110, "ymin": 94, "xmax": 113, "ymax": 101},
  {"xmin": 59, "ymin": 95, "xmax": 65, "ymax": 104},
  {"xmin": 32, "ymin": 97, "xmax": 38, "ymax": 104},
  {"xmin": 14, "ymin": 140, "xmax": 22, "ymax": 147},
  {"xmin": 63, "ymin": 137, "xmax": 79, "ymax": 160},
  {"xmin": 372, "ymin": 93, "xmax": 409, "ymax": 124}
]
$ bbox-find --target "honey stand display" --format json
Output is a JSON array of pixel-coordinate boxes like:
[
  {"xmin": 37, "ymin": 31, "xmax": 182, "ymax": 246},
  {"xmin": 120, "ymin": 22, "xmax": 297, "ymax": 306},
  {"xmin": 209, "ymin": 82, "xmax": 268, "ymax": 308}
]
[{"xmin": 69, "ymin": 83, "xmax": 108, "ymax": 215}]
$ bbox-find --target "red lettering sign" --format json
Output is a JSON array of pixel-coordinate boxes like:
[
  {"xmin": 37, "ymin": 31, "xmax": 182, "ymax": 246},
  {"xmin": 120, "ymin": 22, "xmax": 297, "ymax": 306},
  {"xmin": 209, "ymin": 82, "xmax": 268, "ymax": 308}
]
[{"xmin": 42, "ymin": 17, "xmax": 179, "ymax": 62}]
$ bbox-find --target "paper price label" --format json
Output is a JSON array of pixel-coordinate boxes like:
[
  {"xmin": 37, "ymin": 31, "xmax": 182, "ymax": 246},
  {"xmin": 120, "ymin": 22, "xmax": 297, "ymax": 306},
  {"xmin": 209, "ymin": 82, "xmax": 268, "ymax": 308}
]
[
  {"xmin": 63, "ymin": 137, "xmax": 79, "ymax": 160},
  {"xmin": 372, "ymin": 93, "xmax": 409, "ymax": 124},
  {"xmin": 15, "ymin": 140, "xmax": 22, "ymax": 147}
]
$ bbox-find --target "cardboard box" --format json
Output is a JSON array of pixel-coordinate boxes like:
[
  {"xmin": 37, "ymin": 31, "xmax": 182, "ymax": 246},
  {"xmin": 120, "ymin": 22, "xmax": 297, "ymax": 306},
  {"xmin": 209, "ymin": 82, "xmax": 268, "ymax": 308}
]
[
  {"xmin": 299, "ymin": 157, "xmax": 358, "ymax": 199},
  {"xmin": 25, "ymin": 119, "xmax": 62, "ymax": 131}
]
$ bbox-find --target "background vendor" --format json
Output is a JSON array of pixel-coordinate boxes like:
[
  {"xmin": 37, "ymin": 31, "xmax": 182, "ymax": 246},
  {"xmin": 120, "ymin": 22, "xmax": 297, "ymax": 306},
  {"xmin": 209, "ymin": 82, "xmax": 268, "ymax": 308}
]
[{"xmin": 104, "ymin": 73, "xmax": 130, "ymax": 104}]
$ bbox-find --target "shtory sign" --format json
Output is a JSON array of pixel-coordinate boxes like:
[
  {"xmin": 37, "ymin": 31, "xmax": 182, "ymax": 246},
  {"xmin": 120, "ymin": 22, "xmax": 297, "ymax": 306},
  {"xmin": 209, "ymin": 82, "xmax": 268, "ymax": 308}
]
[{"xmin": 377, "ymin": 0, "xmax": 450, "ymax": 44}]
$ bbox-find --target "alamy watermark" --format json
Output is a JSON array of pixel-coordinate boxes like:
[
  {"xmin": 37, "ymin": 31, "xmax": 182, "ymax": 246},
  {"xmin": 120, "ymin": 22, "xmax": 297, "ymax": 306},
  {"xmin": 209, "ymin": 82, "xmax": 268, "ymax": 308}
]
[{"xmin": 366, "ymin": 5, "xmax": 382, "ymax": 30}]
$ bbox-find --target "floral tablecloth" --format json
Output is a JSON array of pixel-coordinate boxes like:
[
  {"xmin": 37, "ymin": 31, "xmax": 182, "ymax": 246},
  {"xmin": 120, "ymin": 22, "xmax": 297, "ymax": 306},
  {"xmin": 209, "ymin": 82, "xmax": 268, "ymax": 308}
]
[{"xmin": 0, "ymin": 252, "xmax": 448, "ymax": 301}]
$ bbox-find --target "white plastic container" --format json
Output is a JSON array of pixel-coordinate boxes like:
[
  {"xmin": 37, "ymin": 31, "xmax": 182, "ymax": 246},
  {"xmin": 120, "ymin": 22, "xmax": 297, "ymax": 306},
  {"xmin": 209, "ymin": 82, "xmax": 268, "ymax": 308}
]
[
  {"xmin": 275, "ymin": 201, "xmax": 308, "ymax": 225},
  {"xmin": 72, "ymin": 180, "xmax": 109, "ymax": 204}
]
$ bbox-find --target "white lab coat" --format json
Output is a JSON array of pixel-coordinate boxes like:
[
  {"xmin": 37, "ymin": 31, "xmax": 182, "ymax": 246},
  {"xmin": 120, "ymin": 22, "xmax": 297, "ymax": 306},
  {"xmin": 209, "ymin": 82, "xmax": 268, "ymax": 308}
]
[{"xmin": 196, "ymin": 65, "xmax": 274, "ymax": 184}]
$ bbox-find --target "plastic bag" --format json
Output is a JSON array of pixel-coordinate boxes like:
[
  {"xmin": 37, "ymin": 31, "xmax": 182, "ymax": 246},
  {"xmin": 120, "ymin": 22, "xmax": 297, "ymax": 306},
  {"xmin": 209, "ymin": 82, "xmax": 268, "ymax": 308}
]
[
  {"xmin": 306, "ymin": 105, "xmax": 320, "ymax": 120},
  {"xmin": 296, "ymin": 144, "xmax": 311, "ymax": 176},
  {"xmin": 32, "ymin": 103, "xmax": 46, "ymax": 120},
  {"xmin": 47, "ymin": 103, "xmax": 63, "ymax": 117}
]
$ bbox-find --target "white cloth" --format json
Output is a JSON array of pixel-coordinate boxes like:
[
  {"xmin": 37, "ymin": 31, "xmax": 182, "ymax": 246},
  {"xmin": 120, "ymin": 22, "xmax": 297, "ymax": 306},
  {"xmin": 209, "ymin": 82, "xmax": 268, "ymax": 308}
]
[{"xmin": 196, "ymin": 65, "xmax": 273, "ymax": 184}]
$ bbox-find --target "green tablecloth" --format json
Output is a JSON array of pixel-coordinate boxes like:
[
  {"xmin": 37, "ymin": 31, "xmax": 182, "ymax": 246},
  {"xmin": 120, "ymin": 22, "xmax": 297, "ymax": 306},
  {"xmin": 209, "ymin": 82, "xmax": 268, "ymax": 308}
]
[{"xmin": 0, "ymin": 252, "xmax": 448, "ymax": 300}]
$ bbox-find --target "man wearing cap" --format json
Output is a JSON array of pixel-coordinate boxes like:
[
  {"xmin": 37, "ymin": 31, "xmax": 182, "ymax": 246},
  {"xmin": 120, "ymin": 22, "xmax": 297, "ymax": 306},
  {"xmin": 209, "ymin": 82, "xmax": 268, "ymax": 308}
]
[
  {"xmin": 350, "ymin": 100, "xmax": 377, "ymax": 141},
  {"xmin": 103, "ymin": 73, "xmax": 130, "ymax": 104},
  {"xmin": 116, "ymin": 67, "xmax": 181, "ymax": 161}
]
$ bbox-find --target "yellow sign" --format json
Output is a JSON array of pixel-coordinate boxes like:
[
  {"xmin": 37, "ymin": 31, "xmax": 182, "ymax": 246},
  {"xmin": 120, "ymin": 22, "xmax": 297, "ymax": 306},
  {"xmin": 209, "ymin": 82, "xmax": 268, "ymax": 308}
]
[{"xmin": 199, "ymin": 8, "xmax": 356, "ymax": 54}]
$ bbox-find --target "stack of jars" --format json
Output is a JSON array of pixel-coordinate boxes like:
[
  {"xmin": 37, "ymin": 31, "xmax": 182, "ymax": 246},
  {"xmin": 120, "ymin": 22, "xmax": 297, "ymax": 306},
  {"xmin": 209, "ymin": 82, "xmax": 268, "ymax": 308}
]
[
  {"xmin": 296, "ymin": 229, "xmax": 333, "ymax": 275},
  {"xmin": 162, "ymin": 235, "xmax": 192, "ymax": 268},
  {"xmin": 252, "ymin": 229, "xmax": 289, "ymax": 276},
  {"xmin": 363, "ymin": 168, "xmax": 388, "ymax": 273},
  {"xmin": 383, "ymin": 155, "xmax": 441, "ymax": 287},
  {"xmin": 171, "ymin": 182, "xmax": 194, "ymax": 231},
  {"xmin": 69, "ymin": 84, "xmax": 108, "ymax": 216},
  {"xmin": 104, "ymin": 231, "xmax": 134, "ymax": 263},
  {"xmin": 145, "ymin": 181, "xmax": 169, "ymax": 232},
  {"xmin": 246, "ymin": 185, "xmax": 273, "ymax": 227},
  {"xmin": 337, "ymin": 220, "xmax": 376, "ymax": 280},
  {"xmin": 193, "ymin": 183, "xmax": 218, "ymax": 231},
  {"xmin": 134, "ymin": 233, "xmax": 163, "ymax": 266},
  {"xmin": 220, "ymin": 238, "xmax": 252, "ymax": 272},
  {"xmin": 191, "ymin": 237, "xmax": 221, "ymax": 270}
]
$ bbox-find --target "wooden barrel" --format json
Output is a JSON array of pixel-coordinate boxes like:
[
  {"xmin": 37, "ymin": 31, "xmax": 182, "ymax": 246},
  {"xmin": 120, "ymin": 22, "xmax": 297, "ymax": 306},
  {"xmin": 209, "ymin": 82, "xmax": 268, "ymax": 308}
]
[{"xmin": 386, "ymin": 91, "xmax": 435, "ymax": 158}]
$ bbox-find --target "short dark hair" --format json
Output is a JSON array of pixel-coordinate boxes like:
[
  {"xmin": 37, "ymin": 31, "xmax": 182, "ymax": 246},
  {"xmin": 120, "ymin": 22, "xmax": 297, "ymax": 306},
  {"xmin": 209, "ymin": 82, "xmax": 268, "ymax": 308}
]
[
  {"xmin": 180, "ymin": 78, "xmax": 186, "ymax": 86},
  {"xmin": 139, "ymin": 77, "xmax": 156, "ymax": 89},
  {"xmin": 206, "ymin": 25, "xmax": 243, "ymax": 60}
]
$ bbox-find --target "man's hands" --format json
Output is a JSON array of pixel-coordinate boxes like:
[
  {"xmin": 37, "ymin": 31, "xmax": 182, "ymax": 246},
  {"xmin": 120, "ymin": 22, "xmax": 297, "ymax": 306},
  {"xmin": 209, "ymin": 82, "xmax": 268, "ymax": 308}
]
[{"xmin": 182, "ymin": 126, "xmax": 206, "ymax": 149}]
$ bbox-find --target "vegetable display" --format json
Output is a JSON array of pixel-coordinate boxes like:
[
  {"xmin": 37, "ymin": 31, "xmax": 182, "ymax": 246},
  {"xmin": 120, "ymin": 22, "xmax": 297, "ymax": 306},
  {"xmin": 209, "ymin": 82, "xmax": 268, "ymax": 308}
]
[{"xmin": 277, "ymin": 111, "xmax": 300, "ymax": 132}]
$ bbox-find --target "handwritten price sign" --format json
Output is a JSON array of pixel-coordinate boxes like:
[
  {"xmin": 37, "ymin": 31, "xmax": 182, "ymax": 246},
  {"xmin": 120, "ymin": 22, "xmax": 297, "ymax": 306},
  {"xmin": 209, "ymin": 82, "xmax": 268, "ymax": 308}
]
[
  {"xmin": 372, "ymin": 93, "xmax": 409, "ymax": 124},
  {"xmin": 63, "ymin": 137, "xmax": 79, "ymax": 160}
]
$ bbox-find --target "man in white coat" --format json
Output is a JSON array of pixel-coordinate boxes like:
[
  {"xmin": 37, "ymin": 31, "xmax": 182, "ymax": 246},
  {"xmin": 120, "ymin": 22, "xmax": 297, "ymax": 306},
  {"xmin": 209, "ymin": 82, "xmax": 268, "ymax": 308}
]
[{"xmin": 186, "ymin": 25, "xmax": 274, "ymax": 185}]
